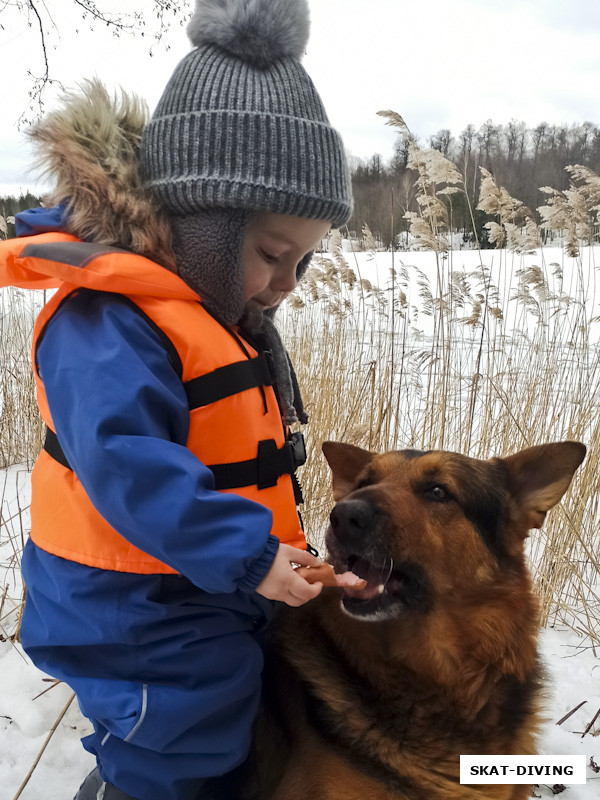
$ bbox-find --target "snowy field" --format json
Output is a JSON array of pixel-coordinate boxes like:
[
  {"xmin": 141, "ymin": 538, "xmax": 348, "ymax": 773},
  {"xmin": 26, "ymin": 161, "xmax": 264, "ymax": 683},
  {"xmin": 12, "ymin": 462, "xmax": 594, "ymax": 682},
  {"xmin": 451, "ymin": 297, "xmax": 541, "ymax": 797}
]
[{"xmin": 1, "ymin": 242, "xmax": 599, "ymax": 798}]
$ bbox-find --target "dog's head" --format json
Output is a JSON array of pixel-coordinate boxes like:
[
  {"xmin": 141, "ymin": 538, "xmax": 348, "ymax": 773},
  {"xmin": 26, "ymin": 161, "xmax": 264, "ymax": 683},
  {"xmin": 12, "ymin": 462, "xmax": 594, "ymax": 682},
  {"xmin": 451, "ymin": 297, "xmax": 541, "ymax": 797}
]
[{"xmin": 322, "ymin": 441, "xmax": 586, "ymax": 622}]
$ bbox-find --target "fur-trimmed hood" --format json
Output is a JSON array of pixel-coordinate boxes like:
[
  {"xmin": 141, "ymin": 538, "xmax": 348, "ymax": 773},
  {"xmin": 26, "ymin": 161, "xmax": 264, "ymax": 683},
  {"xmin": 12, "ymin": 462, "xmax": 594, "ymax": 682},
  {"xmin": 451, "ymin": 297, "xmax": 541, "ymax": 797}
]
[{"xmin": 28, "ymin": 79, "xmax": 176, "ymax": 271}]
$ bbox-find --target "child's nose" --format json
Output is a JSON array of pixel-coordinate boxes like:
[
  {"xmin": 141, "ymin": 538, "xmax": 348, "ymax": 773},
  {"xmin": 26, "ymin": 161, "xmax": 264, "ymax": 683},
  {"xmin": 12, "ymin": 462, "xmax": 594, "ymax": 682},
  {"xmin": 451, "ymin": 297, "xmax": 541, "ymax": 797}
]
[{"xmin": 273, "ymin": 264, "xmax": 298, "ymax": 293}]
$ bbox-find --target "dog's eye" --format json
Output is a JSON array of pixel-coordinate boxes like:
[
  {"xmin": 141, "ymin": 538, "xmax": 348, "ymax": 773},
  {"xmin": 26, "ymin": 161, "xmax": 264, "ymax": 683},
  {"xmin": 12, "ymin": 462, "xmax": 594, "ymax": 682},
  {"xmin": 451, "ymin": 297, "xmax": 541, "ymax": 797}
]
[{"xmin": 424, "ymin": 484, "xmax": 451, "ymax": 502}]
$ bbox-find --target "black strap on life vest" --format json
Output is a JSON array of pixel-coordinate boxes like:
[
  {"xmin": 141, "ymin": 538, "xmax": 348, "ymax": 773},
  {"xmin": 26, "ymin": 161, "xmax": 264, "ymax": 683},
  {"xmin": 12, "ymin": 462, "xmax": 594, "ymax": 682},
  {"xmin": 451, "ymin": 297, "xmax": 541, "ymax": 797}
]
[
  {"xmin": 43, "ymin": 428, "xmax": 306, "ymax": 496},
  {"xmin": 209, "ymin": 432, "xmax": 306, "ymax": 491},
  {"xmin": 44, "ymin": 427, "xmax": 73, "ymax": 471},
  {"xmin": 184, "ymin": 350, "xmax": 276, "ymax": 409}
]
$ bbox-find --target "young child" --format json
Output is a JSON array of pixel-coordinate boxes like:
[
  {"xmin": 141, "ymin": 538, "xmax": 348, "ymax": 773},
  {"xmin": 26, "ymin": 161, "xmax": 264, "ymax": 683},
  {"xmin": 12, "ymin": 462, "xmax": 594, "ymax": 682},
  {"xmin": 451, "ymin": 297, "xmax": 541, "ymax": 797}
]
[{"xmin": 0, "ymin": 1, "xmax": 352, "ymax": 798}]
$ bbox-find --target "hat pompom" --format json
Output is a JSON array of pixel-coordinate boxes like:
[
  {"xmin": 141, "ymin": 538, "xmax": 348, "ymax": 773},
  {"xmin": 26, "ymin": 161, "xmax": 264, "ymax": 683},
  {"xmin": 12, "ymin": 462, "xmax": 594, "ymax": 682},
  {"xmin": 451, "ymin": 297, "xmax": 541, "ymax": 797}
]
[{"xmin": 187, "ymin": 0, "xmax": 310, "ymax": 68}]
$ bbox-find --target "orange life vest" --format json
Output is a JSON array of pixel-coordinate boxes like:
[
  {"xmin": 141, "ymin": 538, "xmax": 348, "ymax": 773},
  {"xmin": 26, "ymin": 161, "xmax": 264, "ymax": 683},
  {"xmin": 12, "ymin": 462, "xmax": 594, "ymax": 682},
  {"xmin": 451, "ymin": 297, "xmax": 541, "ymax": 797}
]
[{"xmin": 1, "ymin": 232, "xmax": 306, "ymax": 574}]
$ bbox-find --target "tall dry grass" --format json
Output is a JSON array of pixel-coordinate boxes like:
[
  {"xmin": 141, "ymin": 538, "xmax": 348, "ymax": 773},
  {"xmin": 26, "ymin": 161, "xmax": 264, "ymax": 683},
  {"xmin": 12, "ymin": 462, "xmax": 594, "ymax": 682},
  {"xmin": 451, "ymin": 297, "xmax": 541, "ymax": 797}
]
[
  {"xmin": 0, "ymin": 288, "xmax": 43, "ymax": 641},
  {"xmin": 0, "ymin": 289, "xmax": 45, "ymax": 470},
  {"xmin": 1, "ymin": 134, "xmax": 599, "ymax": 648}
]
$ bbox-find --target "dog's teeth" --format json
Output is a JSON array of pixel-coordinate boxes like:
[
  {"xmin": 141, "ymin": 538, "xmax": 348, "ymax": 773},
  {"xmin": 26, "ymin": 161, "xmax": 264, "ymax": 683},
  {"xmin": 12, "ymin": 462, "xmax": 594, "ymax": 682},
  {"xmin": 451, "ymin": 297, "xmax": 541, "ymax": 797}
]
[{"xmin": 377, "ymin": 584, "xmax": 385, "ymax": 594}]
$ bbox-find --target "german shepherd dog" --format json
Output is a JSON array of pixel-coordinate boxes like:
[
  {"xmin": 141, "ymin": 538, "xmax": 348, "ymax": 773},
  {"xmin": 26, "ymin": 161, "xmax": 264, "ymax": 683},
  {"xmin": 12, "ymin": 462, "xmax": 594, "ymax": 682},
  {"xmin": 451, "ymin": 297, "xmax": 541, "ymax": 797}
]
[{"xmin": 208, "ymin": 440, "xmax": 585, "ymax": 800}]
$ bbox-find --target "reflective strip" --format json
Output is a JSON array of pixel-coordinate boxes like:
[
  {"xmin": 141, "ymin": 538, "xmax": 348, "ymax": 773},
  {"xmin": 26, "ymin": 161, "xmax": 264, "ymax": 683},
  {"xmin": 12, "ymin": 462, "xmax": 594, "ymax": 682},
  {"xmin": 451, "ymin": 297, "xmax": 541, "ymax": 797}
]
[
  {"xmin": 21, "ymin": 241, "xmax": 126, "ymax": 268},
  {"xmin": 124, "ymin": 684, "xmax": 148, "ymax": 743}
]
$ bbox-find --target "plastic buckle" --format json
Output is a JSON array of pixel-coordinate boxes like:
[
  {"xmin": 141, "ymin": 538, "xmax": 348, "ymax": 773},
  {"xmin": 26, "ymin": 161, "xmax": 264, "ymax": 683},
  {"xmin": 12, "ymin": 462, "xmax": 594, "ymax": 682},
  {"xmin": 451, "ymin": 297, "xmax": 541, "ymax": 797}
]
[{"xmin": 288, "ymin": 431, "xmax": 306, "ymax": 468}]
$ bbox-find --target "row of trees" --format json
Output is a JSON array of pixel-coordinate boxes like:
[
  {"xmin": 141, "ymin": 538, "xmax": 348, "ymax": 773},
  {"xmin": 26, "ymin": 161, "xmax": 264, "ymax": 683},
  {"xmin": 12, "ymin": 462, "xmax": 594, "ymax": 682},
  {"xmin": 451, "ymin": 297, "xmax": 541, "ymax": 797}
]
[
  {"xmin": 4, "ymin": 117, "xmax": 599, "ymax": 252},
  {"xmin": 349, "ymin": 120, "xmax": 600, "ymax": 248}
]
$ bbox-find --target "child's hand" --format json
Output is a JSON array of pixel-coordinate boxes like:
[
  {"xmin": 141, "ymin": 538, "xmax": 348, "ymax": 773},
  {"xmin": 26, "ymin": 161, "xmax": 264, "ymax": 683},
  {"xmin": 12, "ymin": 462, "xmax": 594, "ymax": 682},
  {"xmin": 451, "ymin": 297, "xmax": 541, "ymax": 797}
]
[{"xmin": 255, "ymin": 544, "xmax": 324, "ymax": 606}]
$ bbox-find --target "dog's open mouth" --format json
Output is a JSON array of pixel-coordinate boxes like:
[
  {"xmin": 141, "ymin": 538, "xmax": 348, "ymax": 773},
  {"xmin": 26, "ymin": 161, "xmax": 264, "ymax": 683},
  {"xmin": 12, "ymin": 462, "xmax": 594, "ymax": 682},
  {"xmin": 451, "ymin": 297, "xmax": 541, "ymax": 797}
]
[
  {"xmin": 338, "ymin": 554, "xmax": 409, "ymax": 619},
  {"xmin": 343, "ymin": 555, "xmax": 394, "ymax": 598}
]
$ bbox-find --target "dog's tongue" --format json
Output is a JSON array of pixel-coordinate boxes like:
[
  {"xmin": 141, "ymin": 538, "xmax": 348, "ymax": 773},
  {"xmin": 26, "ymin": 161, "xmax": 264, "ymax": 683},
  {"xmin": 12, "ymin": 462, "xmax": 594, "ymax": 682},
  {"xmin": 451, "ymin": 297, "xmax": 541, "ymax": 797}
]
[
  {"xmin": 343, "ymin": 558, "xmax": 391, "ymax": 599},
  {"xmin": 344, "ymin": 581, "xmax": 382, "ymax": 600}
]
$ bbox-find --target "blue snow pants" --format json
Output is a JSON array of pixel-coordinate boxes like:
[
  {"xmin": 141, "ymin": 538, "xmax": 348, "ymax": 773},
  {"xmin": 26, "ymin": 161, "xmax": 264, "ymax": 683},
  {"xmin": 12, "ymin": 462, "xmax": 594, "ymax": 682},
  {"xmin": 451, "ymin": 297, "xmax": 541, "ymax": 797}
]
[{"xmin": 20, "ymin": 541, "xmax": 273, "ymax": 800}]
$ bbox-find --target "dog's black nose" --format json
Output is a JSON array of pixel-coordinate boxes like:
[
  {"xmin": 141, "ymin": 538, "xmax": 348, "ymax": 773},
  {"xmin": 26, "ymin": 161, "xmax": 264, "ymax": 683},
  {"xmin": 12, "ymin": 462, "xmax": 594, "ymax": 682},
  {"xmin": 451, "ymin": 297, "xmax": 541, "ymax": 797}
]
[{"xmin": 330, "ymin": 499, "xmax": 376, "ymax": 542}]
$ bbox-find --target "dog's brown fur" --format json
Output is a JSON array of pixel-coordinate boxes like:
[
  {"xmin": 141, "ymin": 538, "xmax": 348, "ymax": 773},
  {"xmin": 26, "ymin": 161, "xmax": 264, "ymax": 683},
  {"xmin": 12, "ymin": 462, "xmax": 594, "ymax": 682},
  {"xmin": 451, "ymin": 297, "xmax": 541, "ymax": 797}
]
[{"xmin": 221, "ymin": 440, "xmax": 585, "ymax": 800}]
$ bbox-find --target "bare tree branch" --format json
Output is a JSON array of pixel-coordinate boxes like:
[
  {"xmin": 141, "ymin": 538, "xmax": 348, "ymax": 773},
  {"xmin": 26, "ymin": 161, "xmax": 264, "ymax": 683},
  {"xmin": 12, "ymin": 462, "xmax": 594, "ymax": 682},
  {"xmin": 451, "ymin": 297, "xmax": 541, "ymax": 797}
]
[
  {"xmin": 29, "ymin": 0, "xmax": 48, "ymax": 81},
  {"xmin": 16, "ymin": 0, "xmax": 60, "ymax": 128},
  {"xmin": 8, "ymin": 0, "xmax": 189, "ymax": 126}
]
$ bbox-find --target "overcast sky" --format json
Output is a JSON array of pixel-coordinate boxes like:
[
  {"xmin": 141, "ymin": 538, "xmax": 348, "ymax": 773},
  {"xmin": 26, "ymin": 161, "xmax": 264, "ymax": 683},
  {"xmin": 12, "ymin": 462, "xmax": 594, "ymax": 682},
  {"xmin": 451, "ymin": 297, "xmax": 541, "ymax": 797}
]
[{"xmin": 2, "ymin": 0, "xmax": 600, "ymax": 196}]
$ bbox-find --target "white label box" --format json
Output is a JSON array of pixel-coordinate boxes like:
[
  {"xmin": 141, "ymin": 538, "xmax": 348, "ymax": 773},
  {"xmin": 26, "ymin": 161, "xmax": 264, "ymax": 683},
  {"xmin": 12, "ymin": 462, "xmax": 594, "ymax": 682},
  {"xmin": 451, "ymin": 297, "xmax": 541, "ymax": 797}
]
[{"xmin": 460, "ymin": 755, "xmax": 587, "ymax": 784}]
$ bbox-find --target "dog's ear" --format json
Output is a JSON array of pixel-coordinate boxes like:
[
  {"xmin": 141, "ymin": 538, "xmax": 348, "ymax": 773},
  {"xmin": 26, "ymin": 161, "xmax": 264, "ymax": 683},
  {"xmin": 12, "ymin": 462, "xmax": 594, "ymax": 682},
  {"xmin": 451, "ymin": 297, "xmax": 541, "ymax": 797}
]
[
  {"xmin": 322, "ymin": 441, "xmax": 374, "ymax": 501},
  {"xmin": 501, "ymin": 441, "xmax": 586, "ymax": 530}
]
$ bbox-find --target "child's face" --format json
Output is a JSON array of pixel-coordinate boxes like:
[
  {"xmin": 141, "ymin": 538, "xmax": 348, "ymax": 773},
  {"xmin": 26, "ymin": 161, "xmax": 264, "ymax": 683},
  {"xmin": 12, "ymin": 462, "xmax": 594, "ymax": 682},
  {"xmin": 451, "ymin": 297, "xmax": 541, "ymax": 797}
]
[{"xmin": 241, "ymin": 212, "xmax": 331, "ymax": 310}]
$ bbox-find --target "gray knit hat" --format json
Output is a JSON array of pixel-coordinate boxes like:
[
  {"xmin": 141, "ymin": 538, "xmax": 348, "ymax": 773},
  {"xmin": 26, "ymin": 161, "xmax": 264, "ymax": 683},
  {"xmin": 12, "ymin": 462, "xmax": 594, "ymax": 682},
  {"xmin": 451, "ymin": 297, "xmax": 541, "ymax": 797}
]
[{"xmin": 141, "ymin": 0, "xmax": 353, "ymax": 228}]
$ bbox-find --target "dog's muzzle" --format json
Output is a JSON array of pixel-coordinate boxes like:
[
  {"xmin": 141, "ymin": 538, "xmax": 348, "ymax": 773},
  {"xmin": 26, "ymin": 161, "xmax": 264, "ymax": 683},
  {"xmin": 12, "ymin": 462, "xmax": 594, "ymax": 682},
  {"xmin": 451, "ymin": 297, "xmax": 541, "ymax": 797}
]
[{"xmin": 330, "ymin": 499, "xmax": 379, "ymax": 544}]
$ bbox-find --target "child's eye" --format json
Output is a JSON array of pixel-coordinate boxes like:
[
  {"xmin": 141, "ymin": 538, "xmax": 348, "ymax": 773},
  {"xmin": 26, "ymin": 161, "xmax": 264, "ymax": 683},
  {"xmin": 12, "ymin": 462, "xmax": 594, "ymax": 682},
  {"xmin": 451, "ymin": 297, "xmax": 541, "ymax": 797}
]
[{"xmin": 259, "ymin": 249, "xmax": 278, "ymax": 264}]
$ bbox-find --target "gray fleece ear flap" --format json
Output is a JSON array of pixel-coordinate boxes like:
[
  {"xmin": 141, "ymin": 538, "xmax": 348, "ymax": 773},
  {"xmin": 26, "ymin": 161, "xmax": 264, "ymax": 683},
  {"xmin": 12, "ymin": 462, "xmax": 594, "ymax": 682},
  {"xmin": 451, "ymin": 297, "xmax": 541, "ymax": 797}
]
[{"xmin": 169, "ymin": 209, "xmax": 248, "ymax": 325}]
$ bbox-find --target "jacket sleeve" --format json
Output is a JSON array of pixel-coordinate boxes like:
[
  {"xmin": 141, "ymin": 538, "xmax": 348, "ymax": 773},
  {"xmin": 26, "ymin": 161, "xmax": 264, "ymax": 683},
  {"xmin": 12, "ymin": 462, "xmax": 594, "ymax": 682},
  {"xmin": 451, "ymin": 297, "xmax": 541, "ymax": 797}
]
[{"xmin": 36, "ymin": 290, "xmax": 279, "ymax": 594}]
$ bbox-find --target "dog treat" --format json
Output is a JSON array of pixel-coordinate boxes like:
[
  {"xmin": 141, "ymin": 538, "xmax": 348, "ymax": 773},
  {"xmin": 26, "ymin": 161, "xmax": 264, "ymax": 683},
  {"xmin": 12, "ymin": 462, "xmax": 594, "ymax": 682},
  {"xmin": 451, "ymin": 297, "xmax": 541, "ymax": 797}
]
[{"xmin": 296, "ymin": 563, "xmax": 367, "ymax": 590}]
